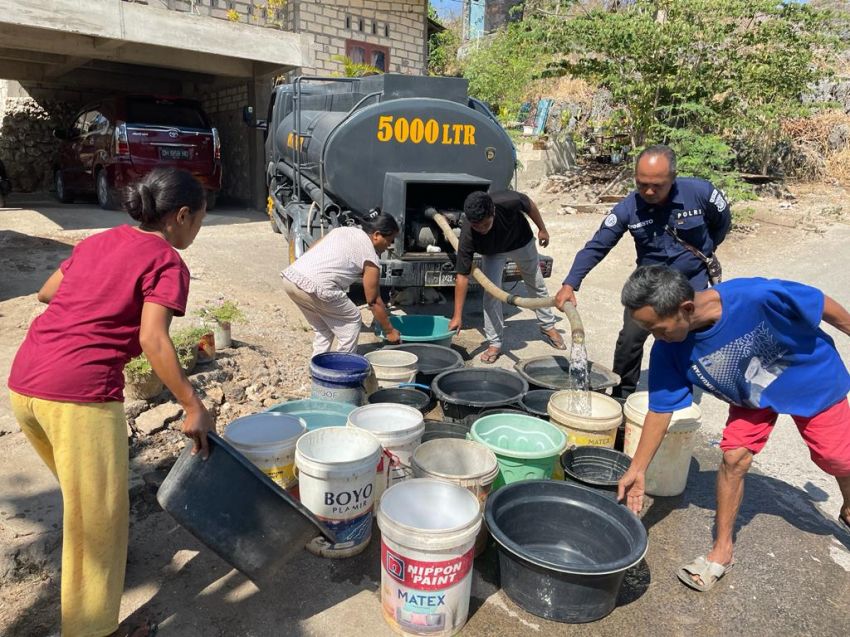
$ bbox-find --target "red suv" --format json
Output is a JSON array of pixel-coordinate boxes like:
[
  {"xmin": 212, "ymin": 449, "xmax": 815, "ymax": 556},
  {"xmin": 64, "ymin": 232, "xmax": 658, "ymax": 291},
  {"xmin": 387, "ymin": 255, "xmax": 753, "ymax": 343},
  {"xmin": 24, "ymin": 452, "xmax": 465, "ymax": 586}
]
[{"xmin": 54, "ymin": 95, "xmax": 222, "ymax": 209}]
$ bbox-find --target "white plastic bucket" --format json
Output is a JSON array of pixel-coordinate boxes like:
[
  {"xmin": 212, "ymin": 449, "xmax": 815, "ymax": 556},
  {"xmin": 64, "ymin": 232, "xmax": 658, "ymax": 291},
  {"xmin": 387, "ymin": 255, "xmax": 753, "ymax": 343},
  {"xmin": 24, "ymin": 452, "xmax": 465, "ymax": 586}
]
[
  {"xmin": 411, "ymin": 439, "xmax": 499, "ymax": 556},
  {"xmin": 347, "ymin": 403, "xmax": 425, "ymax": 500},
  {"xmin": 223, "ymin": 412, "xmax": 306, "ymax": 491},
  {"xmin": 295, "ymin": 427, "xmax": 382, "ymax": 558},
  {"xmin": 377, "ymin": 479, "xmax": 482, "ymax": 637},
  {"xmin": 548, "ymin": 390, "xmax": 624, "ymax": 449},
  {"xmin": 365, "ymin": 350, "xmax": 419, "ymax": 390},
  {"xmin": 623, "ymin": 391, "xmax": 702, "ymax": 496}
]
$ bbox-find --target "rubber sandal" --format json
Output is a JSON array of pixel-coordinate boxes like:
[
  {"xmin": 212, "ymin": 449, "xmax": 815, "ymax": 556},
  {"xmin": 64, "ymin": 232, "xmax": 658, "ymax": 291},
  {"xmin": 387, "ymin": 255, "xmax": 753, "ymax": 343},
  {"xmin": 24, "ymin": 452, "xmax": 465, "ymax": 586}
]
[
  {"xmin": 676, "ymin": 555, "xmax": 735, "ymax": 592},
  {"xmin": 479, "ymin": 347, "xmax": 502, "ymax": 364},
  {"xmin": 540, "ymin": 328, "xmax": 567, "ymax": 350}
]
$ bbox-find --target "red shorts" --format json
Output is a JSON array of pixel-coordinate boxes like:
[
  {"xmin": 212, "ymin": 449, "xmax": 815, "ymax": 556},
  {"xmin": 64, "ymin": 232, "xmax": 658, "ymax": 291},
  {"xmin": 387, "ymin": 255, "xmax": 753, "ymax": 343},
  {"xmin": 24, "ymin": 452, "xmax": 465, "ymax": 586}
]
[{"xmin": 721, "ymin": 398, "xmax": 850, "ymax": 476}]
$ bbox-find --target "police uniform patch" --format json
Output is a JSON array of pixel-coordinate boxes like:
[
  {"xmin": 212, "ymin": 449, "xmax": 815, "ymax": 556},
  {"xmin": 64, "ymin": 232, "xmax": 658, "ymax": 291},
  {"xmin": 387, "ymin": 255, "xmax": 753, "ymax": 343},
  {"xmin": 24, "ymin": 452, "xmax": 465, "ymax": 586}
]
[
  {"xmin": 604, "ymin": 213, "xmax": 617, "ymax": 228},
  {"xmin": 710, "ymin": 189, "xmax": 728, "ymax": 212}
]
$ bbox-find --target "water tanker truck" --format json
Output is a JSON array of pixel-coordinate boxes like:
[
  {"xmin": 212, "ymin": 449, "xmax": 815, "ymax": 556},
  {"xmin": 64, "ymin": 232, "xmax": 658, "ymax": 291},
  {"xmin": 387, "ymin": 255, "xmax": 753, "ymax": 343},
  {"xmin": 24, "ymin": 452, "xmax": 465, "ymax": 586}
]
[{"xmin": 265, "ymin": 74, "xmax": 553, "ymax": 288}]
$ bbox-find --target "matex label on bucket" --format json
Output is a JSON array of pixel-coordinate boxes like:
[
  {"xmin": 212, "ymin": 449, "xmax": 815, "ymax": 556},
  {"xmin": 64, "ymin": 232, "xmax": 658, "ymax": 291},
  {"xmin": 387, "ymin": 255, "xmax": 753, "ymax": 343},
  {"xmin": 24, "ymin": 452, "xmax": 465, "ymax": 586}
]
[{"xmin": 381, "ymin": 541, "xmax": 474, "ymax": 636}]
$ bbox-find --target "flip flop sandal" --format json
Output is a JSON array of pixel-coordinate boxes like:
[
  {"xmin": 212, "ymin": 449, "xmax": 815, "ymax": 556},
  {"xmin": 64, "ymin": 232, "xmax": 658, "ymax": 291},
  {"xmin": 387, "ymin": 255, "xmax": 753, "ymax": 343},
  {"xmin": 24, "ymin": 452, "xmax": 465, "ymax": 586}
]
[
  {"xmin": 480, "ymin": 348, "xmax": 502, "ymax": 364},
  {"xmin": 540, "ymin": 328, "xmax": 567, "ymax": 350},
  {"xmin": 839, "ymin": 515, "xmax": 850, "ymax": 533},
  {"xmin": 676, "ymin": 555, "xmax": 735, "ymax": 592}
]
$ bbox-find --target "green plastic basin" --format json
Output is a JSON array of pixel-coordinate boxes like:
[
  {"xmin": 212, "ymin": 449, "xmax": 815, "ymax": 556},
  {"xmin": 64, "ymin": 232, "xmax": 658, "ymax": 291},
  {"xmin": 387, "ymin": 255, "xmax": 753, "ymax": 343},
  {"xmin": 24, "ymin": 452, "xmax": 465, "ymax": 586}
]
[{"xmin": 469, "ymin": 414, "xmax": 567, "ymax": 489}]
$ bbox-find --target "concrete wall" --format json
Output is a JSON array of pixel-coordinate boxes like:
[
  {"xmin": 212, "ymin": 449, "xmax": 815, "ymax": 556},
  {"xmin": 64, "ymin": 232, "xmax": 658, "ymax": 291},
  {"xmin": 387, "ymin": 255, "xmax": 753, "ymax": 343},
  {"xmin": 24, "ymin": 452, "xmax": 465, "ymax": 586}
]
[{"xmin": 289, "ymin": 0, "xmax": 428, "ymax": 76}]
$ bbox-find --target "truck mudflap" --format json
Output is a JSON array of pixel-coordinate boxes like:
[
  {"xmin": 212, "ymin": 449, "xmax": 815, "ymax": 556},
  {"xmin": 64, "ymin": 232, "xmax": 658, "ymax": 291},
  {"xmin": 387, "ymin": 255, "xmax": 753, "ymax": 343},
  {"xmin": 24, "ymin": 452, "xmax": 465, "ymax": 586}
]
[{"xmin": 379, "ymin": 255, "xmax": 554, "ymax": 288}]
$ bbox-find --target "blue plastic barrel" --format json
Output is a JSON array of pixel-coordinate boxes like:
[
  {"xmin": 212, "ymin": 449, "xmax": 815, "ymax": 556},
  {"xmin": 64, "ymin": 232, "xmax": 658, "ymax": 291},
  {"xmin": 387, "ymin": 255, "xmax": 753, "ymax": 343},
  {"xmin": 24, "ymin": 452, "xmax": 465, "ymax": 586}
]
[{"xmin": 309, "ymin": 352, "xmax": 371, "ymax": 406}]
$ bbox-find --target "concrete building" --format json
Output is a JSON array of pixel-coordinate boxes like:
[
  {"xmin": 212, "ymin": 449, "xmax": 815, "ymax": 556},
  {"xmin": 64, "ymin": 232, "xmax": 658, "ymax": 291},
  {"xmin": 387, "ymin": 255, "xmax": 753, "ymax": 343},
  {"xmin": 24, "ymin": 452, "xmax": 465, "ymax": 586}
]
[
  {"xmin": 462, "ymin": 0, "xmax": 523, "ymax": 41},
  {"xmin": 0, "ymin": 0, "xmax": 315, "ymax": 207},
  {"xmin": 0, "ymin": 0, "xmax": 433, "ymax": 207}
]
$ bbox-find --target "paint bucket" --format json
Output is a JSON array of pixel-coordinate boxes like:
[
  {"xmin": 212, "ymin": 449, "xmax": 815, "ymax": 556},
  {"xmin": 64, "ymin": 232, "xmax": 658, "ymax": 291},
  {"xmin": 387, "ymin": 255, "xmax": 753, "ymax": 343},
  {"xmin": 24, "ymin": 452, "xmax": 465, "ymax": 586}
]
[
  {"xmin": 223, "ymin": 412, "xmax": 306, "ymax": 491},
  {"xmin": 377, "ymin": 479, "xmax": 482, "ymax": 637},
  {"xmin": 347, "ymin": 403, "xmax": 425, "ymax": 501},
  {"xmin": 411, "ymin": 439, "xmax": 499, "ymax": 556},
  {"xmin": 365, "ymin": 350, "xmax": 419, "ymax": 391},
  {"xmin": 547, "ymin": 391, "xmax": 623, "ymax": 449},
  {"xmin": 469, "ymin": 414, "xmax": 567, "ymax": 490},
  {"xmin": 266, "ymin": 398, "xmax": 355, "ymax": 430},
  {"xmin": 295, "ymin": 427, "xmax": 382, "ymax": 558},
  {"xmin": 623, "ymin": 391, "xmax": 702, "ymax": 496},
  {"xmin": 310, "ymin": 352, "xmax": 371, "ymax": 405}
]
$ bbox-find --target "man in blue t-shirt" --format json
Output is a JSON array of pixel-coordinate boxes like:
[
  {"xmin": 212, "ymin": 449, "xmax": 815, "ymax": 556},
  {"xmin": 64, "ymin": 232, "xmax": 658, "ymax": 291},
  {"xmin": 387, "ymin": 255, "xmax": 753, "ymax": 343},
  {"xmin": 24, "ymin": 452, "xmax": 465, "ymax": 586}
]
[
  {"xmin": 555, "ymin": 145, "xmax": 731, "ymax": 398},
  {"xmin": 617, "ymin": 265, "xmax": 850, "ymax": 592}
]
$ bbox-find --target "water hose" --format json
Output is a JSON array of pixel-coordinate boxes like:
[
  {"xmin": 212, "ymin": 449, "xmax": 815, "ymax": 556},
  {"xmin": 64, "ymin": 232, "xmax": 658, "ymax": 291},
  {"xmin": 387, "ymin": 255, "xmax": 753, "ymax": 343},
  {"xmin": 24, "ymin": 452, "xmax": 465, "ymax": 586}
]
[{"xmin": 424, "ymin": 208, "xmax": 585, "ymax": 345}]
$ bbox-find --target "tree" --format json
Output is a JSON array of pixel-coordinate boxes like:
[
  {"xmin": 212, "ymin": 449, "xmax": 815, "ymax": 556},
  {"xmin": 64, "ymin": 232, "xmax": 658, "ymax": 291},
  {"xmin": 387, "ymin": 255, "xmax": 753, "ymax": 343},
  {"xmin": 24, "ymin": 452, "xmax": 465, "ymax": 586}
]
[
  {"xmin": 428, "ymin": 17, "xmax": 463, "ymax": 77},
  {"xmin": 526, "ymin": 0, "xmax": 841, "ymax": 178}
]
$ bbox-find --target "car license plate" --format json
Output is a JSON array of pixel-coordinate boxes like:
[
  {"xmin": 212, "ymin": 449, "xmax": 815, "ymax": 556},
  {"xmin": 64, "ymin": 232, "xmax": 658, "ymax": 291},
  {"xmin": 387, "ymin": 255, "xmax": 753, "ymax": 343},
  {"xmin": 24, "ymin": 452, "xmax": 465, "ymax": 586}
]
[
  {"xmin": 159, "ymin": 147, "xmax": 191, "ymax": 160},
  {"xmin": 424, "ymin": 270, "xmax": 456, "ymax": 286}
]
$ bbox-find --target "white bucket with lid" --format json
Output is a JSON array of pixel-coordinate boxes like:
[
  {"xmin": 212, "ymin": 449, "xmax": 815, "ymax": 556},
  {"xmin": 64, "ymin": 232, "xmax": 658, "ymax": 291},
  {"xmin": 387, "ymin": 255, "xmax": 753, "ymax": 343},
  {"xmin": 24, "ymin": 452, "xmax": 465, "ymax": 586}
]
[
  {"xmin": 223, "ymin": 412, "xmax": 306, "ymax": 491},
  {"xmin": 365, "ymin": 350, "xmax": 419, "ymax": 390},
  {"xmin": 347, "ymin": 403, "xmax": 425, "ymax": 500},
  {"xmin": 295, "ymin": 427, "xmax": 382, "ymax": 558},
  {"xmin": 411, "ymin": 438, "xmax": 499, "ymax": 556},
  {"xmin": 623, "ymin": 391, "xmax": 702, "ymax": 496},
  {"xmin": 377, "ymin": 479, "xmax": 482, "ymax": 637}
]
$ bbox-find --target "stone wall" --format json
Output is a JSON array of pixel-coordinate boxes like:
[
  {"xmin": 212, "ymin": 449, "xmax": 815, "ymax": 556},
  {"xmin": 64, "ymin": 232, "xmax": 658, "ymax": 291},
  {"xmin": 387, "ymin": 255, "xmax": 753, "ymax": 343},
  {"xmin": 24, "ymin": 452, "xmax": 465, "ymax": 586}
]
[
  {"xmin": 0, "ymin": 83, "xmax": 85, "ymax": 192},
  {"xmin": 484, "ymin": 0, "xmax": 523, "ymax": 33},
  {"xmin": 200, "ymin": 82, "xmax": 252, "ymax": 202},
  {"xmin": 290, "ymin": 0, "xmax": 428, "ymax": 76}
]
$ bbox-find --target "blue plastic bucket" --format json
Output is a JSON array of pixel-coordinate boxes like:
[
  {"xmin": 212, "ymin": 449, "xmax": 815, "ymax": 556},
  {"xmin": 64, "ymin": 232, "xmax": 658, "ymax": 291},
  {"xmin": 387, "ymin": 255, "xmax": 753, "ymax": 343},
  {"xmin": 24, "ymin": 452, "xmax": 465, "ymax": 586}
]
[
  {"xmin": 310, "ymin": 353, "xmax": 371, "ymax": 405},
  {"xmin": 267, "ymin": 399, "xmax": 355, "ymax": 430}
]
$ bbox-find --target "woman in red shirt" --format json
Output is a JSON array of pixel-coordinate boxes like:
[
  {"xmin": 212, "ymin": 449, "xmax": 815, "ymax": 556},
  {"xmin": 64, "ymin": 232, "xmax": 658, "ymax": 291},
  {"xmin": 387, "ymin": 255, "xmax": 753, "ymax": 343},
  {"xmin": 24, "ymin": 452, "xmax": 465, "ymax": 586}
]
[{"xmin": 7, "ymin": 168, "xmax": 213, "ymax": 637}]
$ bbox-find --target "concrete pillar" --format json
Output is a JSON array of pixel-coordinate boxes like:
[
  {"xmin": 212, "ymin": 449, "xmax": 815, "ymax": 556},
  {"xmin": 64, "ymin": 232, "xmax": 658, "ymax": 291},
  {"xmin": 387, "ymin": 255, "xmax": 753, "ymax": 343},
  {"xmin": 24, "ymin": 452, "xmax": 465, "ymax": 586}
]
[{"xmin": 248, "ymin": 75, "xmax": 273, "ymax": 210}]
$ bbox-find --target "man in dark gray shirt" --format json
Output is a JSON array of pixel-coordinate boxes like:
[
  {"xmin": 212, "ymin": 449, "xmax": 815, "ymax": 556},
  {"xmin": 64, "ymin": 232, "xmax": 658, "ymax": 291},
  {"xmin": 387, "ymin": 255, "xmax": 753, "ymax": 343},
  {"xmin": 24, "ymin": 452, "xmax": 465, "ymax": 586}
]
[{"xmin": 449, "ymin": 190, "xmax": 564, "ymax": 363}]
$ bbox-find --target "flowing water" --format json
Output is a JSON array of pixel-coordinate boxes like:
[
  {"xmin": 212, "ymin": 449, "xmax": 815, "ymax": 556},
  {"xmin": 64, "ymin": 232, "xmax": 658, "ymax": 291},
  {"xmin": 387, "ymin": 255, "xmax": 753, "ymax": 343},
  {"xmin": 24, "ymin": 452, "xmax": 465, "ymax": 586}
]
[{"xmin": 565, "ymin": 341, "xmax": 592, "ymax": 416}]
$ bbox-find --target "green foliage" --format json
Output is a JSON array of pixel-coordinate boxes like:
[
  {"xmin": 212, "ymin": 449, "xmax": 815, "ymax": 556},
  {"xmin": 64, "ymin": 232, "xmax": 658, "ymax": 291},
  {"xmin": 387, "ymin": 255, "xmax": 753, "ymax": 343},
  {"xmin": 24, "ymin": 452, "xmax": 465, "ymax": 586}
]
[
  {"xmin": 428, "ymin": 18, "xmax": 463, "ymax": 77},
  {"xmin": 462, "ymin": 25, "xmax": 546, "ymax": 120},
  {"xmin": 521, "ymin": 0, "xmax": 842, "ymax": 188},
  {"xmin": 124, "ymin": 354, "xmax": 153, "ymax": 381},
  {"xmin": 196, "ymin": 300, "xmax": 245, "ymax": 325},
  {"xmin": 330, "ymin": 55, "xmax": 383, "ymax": 78},
  {"xmin": 171, "ymin": 326, "xmax": 211, "ymax": 349}
]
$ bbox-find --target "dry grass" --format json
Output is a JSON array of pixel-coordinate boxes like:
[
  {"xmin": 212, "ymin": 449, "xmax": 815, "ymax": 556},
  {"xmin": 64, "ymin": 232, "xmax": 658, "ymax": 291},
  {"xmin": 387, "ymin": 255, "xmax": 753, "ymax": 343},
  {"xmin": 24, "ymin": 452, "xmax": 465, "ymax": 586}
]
[
  {"xmin": 524, "ymin": 76, "xmax": 596, "ymax": 104},
  {"xmin": 782, "ymin": 110, "xmax": 850, "ymax": 181},
  {"xmin": 825, "ymin": 146, "xmax": 850, "ymax": 185}
]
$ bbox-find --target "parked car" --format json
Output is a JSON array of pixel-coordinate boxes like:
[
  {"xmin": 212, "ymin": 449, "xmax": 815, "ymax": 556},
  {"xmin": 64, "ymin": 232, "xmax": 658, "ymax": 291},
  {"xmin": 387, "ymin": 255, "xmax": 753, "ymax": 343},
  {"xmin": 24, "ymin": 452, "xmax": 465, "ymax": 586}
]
[{"xmin": 53, "ymin": 95, "xmax": 222, "ymax": 209}]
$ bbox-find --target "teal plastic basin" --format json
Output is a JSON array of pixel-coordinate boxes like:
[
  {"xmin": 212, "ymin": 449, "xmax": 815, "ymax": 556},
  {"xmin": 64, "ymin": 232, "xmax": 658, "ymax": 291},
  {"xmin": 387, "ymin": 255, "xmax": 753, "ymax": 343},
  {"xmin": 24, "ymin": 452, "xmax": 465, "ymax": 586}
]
[
  {"xmin": 376, "ymin": 315, "xmax": 455, "ymax": 346},
  {"xmin": 470, "ymin": 414, "xmax": 567, "ymax": 489},
  {"xmin": 266, "ymin": 399, "xmax": 354, "ymax": 430}
]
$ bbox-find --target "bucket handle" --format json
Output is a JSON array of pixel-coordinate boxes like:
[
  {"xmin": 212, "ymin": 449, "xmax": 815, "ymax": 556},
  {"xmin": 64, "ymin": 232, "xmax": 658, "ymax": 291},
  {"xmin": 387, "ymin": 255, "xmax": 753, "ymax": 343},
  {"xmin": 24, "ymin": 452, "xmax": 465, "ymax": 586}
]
[{"xmin": 398, "ymin": 382, "xmax": 431, "ymax": 393}]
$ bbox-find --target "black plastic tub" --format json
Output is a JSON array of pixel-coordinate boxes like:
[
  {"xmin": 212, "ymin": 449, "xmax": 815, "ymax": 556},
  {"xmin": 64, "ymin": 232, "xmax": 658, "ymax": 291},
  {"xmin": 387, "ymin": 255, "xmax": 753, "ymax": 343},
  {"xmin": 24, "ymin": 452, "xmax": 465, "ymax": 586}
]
[
  {"xmin": 421, "ymin": 419, "xmax": 471, "ymax": 443},
  {"xmin": 157, "ymin": 433, "xmax": 335, "ymax": 584},
  {"xmin": 560, "ymin": 446, "xmax": 632, "ymax": 499},
  {"xmin": 432, "ymin": 368, "xmax": 528, "ymax": 423},
  {"xmin": 367, "ymin": 385, "xmax": 431, "ymax": 412},
  {"xmin": 382, "ymin": 343, "xmax": 464, "ymax": 385},
  {"xmin": 485, "ymin": 480, "xmax": 647, "ymax": 623},
  {"xmin": 514, "ymin": 356, "xmax": 621, "ymax": 392},
  {"xmin": 518, "ymin": 389, "xmax": 556, "ymax": 419}
]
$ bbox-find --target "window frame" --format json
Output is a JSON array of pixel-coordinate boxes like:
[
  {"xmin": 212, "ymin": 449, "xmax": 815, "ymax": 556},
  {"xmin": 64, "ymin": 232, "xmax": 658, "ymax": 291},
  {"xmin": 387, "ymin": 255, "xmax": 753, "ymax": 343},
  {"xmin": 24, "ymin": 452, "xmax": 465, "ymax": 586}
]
[{"xmin": 345, "ymin": 38, "xmax": 390, "ymax": 72}]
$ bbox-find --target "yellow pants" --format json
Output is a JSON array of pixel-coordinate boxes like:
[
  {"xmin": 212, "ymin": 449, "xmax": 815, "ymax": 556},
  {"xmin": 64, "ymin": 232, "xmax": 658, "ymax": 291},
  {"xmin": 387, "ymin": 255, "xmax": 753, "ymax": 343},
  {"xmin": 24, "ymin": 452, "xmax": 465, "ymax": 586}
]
[{"xmin": 10, "ymin": 390, "xmax": 129, "ymax": 637}]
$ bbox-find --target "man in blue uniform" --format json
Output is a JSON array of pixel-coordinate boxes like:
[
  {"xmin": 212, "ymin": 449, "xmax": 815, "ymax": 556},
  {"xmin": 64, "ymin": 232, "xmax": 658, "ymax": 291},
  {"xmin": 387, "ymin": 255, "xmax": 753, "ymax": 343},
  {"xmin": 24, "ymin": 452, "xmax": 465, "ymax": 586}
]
[{"xmin": 555, "ymin": 145, "xmax": 732, "ymax": 398}]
